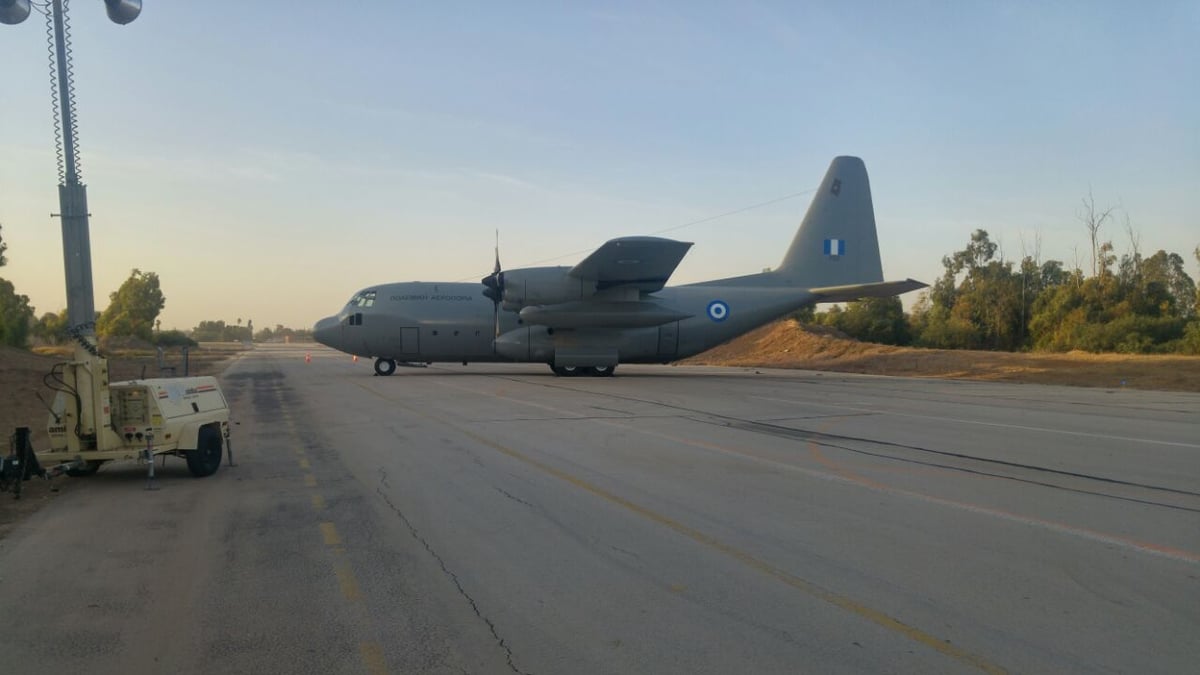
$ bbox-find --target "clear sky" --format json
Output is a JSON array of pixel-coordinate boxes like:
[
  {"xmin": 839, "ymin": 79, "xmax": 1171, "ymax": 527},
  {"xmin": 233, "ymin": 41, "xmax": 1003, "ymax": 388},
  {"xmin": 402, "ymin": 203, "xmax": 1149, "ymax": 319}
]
[{"xmin": 1, "ymin": 2, "xmax": 1196, "ymax": 331}]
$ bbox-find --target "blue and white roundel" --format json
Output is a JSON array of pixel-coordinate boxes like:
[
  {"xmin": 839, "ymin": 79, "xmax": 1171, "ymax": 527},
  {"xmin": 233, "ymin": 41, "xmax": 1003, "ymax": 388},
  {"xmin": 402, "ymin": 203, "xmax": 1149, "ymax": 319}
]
[{"xmin": 707, "ymin": 300, "xmax": 729, "ymax": 322}]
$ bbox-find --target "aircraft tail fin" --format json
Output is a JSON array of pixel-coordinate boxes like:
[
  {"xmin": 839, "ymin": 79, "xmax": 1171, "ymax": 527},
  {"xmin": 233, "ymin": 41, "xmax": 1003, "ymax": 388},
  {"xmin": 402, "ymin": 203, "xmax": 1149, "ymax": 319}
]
[{"xmin": 774, "ymin": 156, "xmax": 884, "ymax": 288}]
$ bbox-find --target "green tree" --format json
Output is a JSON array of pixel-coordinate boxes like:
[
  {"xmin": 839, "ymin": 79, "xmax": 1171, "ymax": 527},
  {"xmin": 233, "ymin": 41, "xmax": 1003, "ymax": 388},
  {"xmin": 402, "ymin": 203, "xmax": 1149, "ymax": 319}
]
[
  {"xmin": 32, "ymin": 309, "xmax": 69, "ymax": 345},
  {"xmin": 817, "ymin": 296, "xmax": 910, "ymax": 345},
  {"xmin": 1028, "ymin": 262, "xmax": 1190, "ymax": 353},
  {"xmin": 192, "ymin": 320, "xmax": 227, "ymax": 342},
  {"xmin": 191, "ymin": 320, "xmax": 252, "ymax": 342},
  {"xmin": 915, "ymin": 230, "xmax": 1027, "ymax": 350},
  {"xmin": 154, "ymin": 329, "xmax": 197, "ymax": 348},
  {"xmin": 96, "ymin": 269, "xmax": 166, "ymax": 341},
  {"xmin": 0, "ymin": 222, "xmax": 36, "ymax": 347},
  {"xmin": 911, "ymin": 294, "xmax": 981, "ymax": 350},
  {"xmin": 252, "ymin": 324, "xmax": 315, "ymax": 343},
  {"xmin": 790, "ymin": 305, "xmax": 816, "ymax": 323},
  {"xmin": 1194, "ymin": 245, "xmax": 1200, "ymax": 314},
  {"xmin": 0, "ymin": 278, "xmax": 34, "ymax": 347},
  {"xmin": 1130, "ymin": 250, "xmax": 1195, "ymax": 318}
]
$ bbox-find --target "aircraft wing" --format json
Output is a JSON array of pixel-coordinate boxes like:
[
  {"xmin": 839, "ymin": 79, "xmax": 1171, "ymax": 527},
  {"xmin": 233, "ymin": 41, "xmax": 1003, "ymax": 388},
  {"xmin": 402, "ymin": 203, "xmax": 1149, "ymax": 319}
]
[
  {"xmin": 808, "ymin": 278, "xmax": 928, "ymax": 303},
  {"xmin": 569, "ymin": 236, "xmax": 694, "ymax": 292}
]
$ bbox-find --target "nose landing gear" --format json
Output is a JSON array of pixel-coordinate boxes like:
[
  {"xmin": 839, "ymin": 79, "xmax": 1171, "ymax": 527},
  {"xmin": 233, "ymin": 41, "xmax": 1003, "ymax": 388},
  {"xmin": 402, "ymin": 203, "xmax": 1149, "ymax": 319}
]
[{"xmin": 374, "ymin": 358, "xmax": 397, "ymax": 376}]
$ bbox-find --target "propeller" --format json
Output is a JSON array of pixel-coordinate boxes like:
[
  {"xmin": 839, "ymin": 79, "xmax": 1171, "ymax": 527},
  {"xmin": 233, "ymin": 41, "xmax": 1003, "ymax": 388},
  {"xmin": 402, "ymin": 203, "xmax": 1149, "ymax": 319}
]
[{"xmin": 481, "ymin": 231, "xmax": 505, "ymax": 338}]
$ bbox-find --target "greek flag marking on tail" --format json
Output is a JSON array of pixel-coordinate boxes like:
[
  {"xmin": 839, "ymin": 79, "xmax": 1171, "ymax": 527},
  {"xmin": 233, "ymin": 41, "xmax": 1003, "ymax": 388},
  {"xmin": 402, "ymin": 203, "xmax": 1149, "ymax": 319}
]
[{"xmin": 823, "ymin": 238, "xmax": 846, "ymax": 257}]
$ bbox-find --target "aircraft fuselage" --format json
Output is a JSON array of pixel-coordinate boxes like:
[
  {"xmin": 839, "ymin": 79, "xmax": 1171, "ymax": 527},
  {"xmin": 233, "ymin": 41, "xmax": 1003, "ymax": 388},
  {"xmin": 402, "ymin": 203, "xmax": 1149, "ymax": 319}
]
[{"xmin": 312, "ymin": 280, "xmax": 816, "ymax": 366}]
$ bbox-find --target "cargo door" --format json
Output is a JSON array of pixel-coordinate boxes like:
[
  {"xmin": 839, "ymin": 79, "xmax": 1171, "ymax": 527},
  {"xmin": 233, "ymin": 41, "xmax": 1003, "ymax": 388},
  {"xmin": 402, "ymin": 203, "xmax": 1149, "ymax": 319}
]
[{"xmin": 400, "ymin": 327, "xmax": 420, "ymax": 356}]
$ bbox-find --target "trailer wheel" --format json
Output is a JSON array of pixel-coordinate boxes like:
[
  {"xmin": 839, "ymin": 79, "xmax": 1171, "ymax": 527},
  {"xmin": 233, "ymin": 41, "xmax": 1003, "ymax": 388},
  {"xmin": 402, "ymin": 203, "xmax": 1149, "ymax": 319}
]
[
  {"xmin": 186, "ymin": 426, "xmax": 223, "ymax": 478},
  {"xmin": 65, "ymin": 460, "xmax": 104, "ymax": 477}
]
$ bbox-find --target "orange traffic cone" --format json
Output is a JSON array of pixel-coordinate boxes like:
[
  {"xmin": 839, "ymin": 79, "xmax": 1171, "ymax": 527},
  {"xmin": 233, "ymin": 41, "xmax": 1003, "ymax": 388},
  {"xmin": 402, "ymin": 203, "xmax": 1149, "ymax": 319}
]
[
  {"xmin": 352, "ymin": 355, "xmax": 358, "ymax": 363},
  {"xmin": 305, "ymin": 352, "xmax": 311, "ymax": 363}
]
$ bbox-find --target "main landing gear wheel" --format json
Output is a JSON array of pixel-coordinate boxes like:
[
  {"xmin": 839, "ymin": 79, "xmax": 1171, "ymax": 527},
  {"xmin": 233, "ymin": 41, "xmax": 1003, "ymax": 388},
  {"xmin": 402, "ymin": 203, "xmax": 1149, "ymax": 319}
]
[
  {"xmin": 374, "ymin": 358, "xmax": 397, "ymax": 376},
  {"xmin": 591, "ymin": 365, "xmax": 616, "ymax": 377},
  {"xmin": 550, "ymin": 365, "xmax": 590, "ymax": 377}
]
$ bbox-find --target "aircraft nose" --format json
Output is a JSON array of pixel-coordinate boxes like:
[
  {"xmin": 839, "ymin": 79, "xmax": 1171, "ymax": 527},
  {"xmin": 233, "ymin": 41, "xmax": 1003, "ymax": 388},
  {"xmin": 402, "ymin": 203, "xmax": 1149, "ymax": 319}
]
[{"xmin": 312, "ymin": 315, "xmax": 339, "ymax": 348}]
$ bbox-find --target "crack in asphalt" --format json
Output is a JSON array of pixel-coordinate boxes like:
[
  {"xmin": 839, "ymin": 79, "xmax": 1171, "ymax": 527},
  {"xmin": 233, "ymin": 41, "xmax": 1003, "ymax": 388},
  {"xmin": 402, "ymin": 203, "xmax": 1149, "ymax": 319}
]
[
  {"xmin": 376, "ymin": 468, "xmax": 531, "ymax": 675},
  {"xmin": 495, "ymin": 487, "xmax": 536, "ymax": 509}
]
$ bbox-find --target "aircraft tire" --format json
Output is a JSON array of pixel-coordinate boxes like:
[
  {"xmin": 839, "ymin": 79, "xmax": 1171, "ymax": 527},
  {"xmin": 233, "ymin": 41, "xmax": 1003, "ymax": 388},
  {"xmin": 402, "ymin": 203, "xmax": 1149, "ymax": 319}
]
[
  {"xmin": 374, "ymin": 358, "xmax": 397, "ymax": 376},
  {"xmin": 551, "ymin": 365, "xmax": 587, "ymax": 377},
  {"xmin": 591, "ymin": 365, "xmax": 616, "ymax": 377},
  {"xmin": 186, "ymin": 426, "xmax": 223, "ymax": 478},
  {"xmin": 65, "ymin": 460, "xmax": 104, "ymax": 477}
]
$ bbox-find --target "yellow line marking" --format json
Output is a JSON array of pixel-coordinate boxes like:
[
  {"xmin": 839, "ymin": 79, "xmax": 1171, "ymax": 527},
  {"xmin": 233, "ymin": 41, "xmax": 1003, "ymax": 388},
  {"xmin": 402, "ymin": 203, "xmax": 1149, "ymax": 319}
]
[
  {"xmin": 359, "ymin": 641, "xmax": 388, "ymax": 675},
  {"xmin": 299, "ymin": 457, "xmax": 310, "ymax": 469},
  {"xmin": 304, "ymin": 474, "xmax": 317, "ymax": 487},
  {"xmin": 311, "ymin": 494, "xmax": 326, "ymax": 510},
  {"xmin": 626, "ymin": 424, "xmax": 1200, "ymax": 564},
  {"xmin": 334, "ymin": 561, "xmax": 362, "ymax": 601},
  {"xmin": 319, "ymin": 522, "xmax": 341, "ymax": 547},
  {"xmin": 463, "ymin": 429, "xmax": 1005, "ymax": 674},
  {"xmin": 501, "ymin": 391, "xmax": 1200, "ymax": 566},
  {"xmin": 349, "ymin": 380, "xmax": 1004, "ymax": 674}
]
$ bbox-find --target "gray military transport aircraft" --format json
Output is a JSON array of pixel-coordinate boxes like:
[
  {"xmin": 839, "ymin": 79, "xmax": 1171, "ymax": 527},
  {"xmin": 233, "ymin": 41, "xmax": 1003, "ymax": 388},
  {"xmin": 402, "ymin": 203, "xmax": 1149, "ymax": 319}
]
[{"xmin": 313, "ymin": 156, "xmax": 926, "ymax": 376}]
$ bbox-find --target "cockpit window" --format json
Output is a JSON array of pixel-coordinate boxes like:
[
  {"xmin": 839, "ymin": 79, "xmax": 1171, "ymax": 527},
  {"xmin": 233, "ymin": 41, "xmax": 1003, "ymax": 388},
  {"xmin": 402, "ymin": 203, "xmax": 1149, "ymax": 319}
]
[{"xmin": 348, "ymin": 290, "xmax": 377, "ymax": 308}]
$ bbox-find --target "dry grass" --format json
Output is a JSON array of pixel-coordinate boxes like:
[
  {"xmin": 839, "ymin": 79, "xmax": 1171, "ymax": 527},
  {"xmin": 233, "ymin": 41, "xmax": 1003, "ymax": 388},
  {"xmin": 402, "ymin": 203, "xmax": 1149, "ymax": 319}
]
[{"xmin": 681, "ymin": 319, "xmax": 1200, "ymax": 392}]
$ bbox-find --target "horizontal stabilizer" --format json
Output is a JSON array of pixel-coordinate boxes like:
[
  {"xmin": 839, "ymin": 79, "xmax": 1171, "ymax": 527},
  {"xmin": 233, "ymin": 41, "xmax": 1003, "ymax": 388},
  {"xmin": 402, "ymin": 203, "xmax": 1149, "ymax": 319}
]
[{"xmin": 809, "ymin": 278, "xmax": 928, "ymax": 303}]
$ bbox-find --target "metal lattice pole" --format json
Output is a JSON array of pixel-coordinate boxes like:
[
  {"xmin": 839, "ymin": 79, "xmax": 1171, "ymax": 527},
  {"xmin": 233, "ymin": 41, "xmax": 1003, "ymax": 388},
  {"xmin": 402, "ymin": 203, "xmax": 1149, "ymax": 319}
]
[
  {"xmin": 50, "ymin": 0, "xmax": 96, "ymax": 332},
  {"xmin": 2, "ymin": 0, "xmax": 142, "ymax": 333}
]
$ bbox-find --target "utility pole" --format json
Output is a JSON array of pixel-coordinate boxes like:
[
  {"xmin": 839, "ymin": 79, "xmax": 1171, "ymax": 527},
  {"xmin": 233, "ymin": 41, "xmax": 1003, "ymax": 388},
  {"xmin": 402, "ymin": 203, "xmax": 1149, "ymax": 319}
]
[{"xmin": 1, "ymin": 0, "xmax": 143, "ymax": 333}]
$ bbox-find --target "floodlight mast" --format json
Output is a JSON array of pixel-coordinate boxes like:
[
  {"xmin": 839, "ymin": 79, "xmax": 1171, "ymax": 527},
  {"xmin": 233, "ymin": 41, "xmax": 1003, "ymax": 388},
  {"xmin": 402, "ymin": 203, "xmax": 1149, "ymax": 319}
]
[{"xmin": 2, "ymin": 0, "xmax": 142, "ymax": 335}]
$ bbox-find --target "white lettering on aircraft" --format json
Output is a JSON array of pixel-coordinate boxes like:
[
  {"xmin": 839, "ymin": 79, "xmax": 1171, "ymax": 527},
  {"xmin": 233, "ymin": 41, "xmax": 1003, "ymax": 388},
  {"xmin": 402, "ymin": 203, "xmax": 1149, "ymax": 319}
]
[{"xmin": 390, "ymin": 295, "xmax": 476, "ymax": 302}]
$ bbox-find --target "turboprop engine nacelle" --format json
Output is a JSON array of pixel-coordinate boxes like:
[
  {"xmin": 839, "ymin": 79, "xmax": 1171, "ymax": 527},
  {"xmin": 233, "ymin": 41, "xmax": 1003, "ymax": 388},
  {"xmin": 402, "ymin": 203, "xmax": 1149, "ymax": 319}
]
[{"xmin": 500, "ymin": 267, "xmax": 596, "ymax": 312}]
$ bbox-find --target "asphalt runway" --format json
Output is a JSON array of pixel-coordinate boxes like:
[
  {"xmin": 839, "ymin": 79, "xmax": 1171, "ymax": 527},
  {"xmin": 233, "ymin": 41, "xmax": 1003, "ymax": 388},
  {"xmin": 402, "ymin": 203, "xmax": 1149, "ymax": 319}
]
[{"xmin": 2, "ymin": 344, "xmax": 1197, "ymax": 674}]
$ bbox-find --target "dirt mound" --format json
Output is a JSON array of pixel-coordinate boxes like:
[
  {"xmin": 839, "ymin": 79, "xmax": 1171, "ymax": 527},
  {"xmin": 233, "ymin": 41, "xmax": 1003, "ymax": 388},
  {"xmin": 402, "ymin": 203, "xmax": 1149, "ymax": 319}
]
[
  {"xmin": 682, "ymin": 319, "xmax": 1200, "ymax": 392},
  {"xmin": 1, "ymin": 346, "xmax": 60, "ymax": 446}
]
